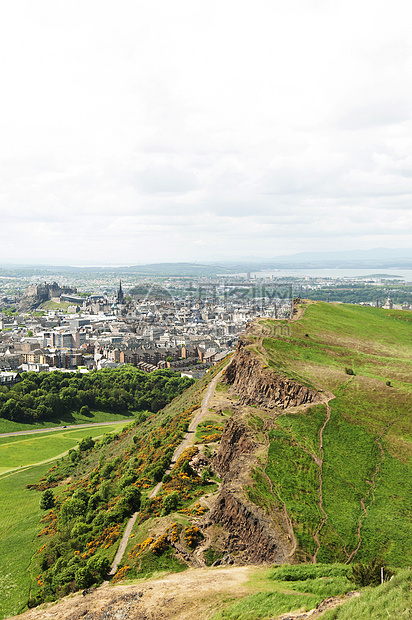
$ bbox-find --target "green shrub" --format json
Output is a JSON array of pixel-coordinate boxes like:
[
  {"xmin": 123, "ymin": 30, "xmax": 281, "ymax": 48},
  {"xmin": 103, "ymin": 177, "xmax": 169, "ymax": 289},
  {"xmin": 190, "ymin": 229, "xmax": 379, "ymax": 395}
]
[
  {"xmin": 75, "ymin": 566, "xmax": 93, "ymax": 589},
  {"xmin": 40, "ymin": 489, "xmax": 55, "ymax": 510},
  {"xmin": 350, "ymin": 558, "xmax": 393, "ymax": 587},
  {"xmin": 161, "ymin": 491, "xmax": 179, "ymax": 515}
]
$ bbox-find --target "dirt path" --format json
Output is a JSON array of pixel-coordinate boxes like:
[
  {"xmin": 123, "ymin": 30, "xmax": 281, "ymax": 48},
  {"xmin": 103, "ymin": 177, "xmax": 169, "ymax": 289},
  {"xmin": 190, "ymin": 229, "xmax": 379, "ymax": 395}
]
[
  {"xmin": 313, "ymin": 402, "xmax": 332, "ymax": 563},
  {"xmin": 108, "ymin": 367, "xmax": 227, "ymax": 577},
  {"xmin": 9, "ymin": 566, "xmax": 257, "ymax": 620},
  {"xmin": 346, "ymin": 431, "xmax": 386, "ymax": 563}
]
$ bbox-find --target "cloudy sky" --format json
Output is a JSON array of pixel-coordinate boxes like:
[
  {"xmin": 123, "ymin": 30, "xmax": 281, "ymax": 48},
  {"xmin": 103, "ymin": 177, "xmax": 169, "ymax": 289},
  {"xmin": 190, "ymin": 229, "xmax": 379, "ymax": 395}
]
[{"xmin": 0, "ymin": 0, "xmax": 411, "ymax": 264}]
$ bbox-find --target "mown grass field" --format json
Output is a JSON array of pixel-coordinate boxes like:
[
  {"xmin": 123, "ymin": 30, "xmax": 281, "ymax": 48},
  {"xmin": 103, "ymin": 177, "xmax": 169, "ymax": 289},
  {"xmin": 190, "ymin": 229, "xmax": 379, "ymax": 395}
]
[
  {"xmin": 0, "ymin": 423, "xmax": 126, "ymax": 475},
  {"xmin": 252, "ymin": 302, "xmax": 412, "ymax": 566},
  {"xmin": 0, "ymin": 422, "xmax": 126, "ymax": 619},
  {"xmin": 0, "ymin": 408, "xmax": 135, "ymax": 435}
]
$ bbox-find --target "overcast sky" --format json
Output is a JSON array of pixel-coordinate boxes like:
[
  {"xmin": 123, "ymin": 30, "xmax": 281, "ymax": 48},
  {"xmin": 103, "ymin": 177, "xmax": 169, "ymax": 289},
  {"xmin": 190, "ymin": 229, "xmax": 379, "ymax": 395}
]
[{"xmin": 0, "ymin": 0, "xmax": 411, "ymax": 264}]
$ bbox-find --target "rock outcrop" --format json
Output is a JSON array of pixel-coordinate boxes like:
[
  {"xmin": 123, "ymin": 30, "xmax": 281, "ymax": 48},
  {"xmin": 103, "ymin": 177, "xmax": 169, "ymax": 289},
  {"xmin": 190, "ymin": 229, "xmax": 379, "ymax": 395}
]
[
  {"xmin": 224, "ymin": 340, "xmax": 320, "ymax": 409},
  {"xmin": 206, "ymin": 332, "xmax": 321, "ymax": 564},
  {"xmin": 207, "ymin": 411, "xmax": 292, "ymax": 564},
  {"xmin": 213, "ymin": 415, "xmax": 257, "ymax": 475},
  {"xmin": 208, "ymin": 489, "xmax": 290, "ymax": 564}
]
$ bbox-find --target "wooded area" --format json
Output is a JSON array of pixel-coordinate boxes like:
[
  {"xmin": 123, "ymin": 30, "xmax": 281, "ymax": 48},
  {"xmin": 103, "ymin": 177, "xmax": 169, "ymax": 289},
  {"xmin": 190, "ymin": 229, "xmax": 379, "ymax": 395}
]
[{"xmin": 0, "ymin": 366, "xmax": 194, "ymax": 422}]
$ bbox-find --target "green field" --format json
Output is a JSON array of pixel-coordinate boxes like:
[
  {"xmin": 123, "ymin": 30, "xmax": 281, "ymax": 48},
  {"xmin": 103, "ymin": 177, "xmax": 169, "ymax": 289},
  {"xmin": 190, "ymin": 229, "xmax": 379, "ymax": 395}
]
[
  {"xmin": 0, "ymin": 421, "xmax": 128, "ymax": 619},
  {"xmin": 0, "ymin": 408, "xmax": 135, "ymax": 435},
  {"xmin": 249, "ymin": 303, "xmax": 412, "ymax": 566},
  {"xmin": 0, "ymin": 423, "xmax": 126, "ymax": 476},
  {"xmin": 0, "ymin": 464, "xmax": 53, "ymax": 619}
]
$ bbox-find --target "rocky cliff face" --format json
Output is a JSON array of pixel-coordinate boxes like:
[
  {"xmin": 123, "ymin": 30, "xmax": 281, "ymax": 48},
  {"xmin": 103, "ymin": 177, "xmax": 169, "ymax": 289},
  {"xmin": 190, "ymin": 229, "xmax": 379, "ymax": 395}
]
[
  {"xmin": 213, "ymin": 415, "xmax": 257, "ymax": 475},
  {"xmin": 208, "ymin": 489, "xmax": 289, "ymax": 563},
  {"xmin": 207, "ymin": 411, "xmax": 292, "ymax": 564},
  {"xmin": 206, "ymin": 334, "xmax": 321, "ymax": 564},
  {"xmin": 224, "ymin": 339, "xmax": 320, "ymax": 409}
]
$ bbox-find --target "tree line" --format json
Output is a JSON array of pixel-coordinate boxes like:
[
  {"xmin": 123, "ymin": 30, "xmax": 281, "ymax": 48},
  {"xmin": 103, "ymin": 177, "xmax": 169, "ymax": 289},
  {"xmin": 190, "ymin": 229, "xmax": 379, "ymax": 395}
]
[{"xmin": 0, "ymin": 366, "xmax": 194, "ymax": 423}]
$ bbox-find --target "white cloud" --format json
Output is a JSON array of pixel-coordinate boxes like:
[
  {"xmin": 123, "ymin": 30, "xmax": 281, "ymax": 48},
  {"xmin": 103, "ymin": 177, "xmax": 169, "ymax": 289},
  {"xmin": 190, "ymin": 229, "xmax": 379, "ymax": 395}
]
[{"xmin": 0, "ymin": 0, "xmax": 412, "ymax": 263}]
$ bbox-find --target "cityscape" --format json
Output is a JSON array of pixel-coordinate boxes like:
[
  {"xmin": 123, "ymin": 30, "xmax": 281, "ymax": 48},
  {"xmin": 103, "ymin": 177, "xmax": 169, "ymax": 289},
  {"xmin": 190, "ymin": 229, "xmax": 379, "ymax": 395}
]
[{"xmin": 1, "ymin": 267, "xmax": 411, "ymax": 383}]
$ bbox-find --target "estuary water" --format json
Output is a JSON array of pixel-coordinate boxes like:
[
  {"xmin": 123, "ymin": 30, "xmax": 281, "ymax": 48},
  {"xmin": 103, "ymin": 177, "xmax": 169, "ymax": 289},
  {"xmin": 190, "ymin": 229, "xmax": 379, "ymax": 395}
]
[{"xmin": 249, "ymin": 268, "xmax": 412, "ymax": 281}]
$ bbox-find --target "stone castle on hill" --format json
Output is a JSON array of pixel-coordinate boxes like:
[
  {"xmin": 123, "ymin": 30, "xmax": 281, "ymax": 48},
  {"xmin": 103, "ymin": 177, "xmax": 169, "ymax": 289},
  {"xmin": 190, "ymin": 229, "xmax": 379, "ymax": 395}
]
[{"xmin": 20, "ymin": 282, "xmax": 79, "ymax": 311}]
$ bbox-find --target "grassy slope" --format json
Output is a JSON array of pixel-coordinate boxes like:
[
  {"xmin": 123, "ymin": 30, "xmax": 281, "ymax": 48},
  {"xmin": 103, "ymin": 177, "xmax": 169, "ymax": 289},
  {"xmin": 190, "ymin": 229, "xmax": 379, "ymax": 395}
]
[
  {"xmin": 255, "ymin": 302, "xmax": 412, "ymax": 566},
  {"xmin": 0, "ymin": 423, "xmax": 124, "ymax": 619},
  {"xmin": 322, "ymin": 569, "xmax": 412, "ymax": 619},
  {"xmin": 0, "ymin": 464, "xmax": 55, "ymax": 619}
]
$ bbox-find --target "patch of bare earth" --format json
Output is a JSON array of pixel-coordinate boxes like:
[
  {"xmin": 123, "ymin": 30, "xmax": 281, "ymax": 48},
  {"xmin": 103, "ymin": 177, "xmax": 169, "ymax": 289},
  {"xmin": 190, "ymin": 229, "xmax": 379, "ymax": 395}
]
[
  {"xmin": 8, "ymin": 566, "xmax": 255, "ymax": 620},
  {"xmin": 273, "ymin": 591, "xmax": 359, "ymax": 619}
]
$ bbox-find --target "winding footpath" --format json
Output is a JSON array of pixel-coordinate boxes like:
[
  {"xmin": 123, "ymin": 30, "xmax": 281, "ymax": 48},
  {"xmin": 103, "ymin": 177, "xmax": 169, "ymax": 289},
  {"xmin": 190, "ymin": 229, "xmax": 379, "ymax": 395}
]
[
  {"xmin": 312, "ymin": 401, "xmax": 332, "ymax": 563},
  {"xmin": 108, "ymin": 366, "xmax": 227, "ymax": 578}
]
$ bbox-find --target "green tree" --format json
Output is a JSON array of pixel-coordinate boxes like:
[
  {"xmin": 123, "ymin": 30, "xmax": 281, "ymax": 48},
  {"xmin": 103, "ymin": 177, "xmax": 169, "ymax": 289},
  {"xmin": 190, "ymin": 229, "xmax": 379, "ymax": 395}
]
[
  {"xmin": 161, "ymin": 491, "xmax": 179, "ymax": 515},
  {"xmin": 80, "ymin": 404, "xmax": 91, "ymax": 416},
  {"xmin": 78, "ymin": 436, "xmax": 94, "ymax": 451},
  {"xmin": 40, "ymin": 489, "xmax": 55, "ymax": 510},
  {"xmin": 75, "ymin": 566, "xmax": 93, "ymax": 589}
]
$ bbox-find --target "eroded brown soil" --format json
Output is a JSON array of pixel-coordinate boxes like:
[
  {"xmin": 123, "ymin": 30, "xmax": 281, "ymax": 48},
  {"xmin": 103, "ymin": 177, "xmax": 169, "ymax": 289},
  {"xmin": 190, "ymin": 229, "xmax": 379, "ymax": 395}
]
[{"xmin": 8, "ymin": 566, "xmax": 255, "ymax": 620}]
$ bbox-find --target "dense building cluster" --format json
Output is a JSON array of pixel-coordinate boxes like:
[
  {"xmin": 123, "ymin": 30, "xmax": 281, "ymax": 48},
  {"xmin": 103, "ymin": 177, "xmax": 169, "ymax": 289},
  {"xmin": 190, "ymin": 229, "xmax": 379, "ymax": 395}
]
[{"xmin": 0, "ymin": 280, "xmax": 292, "ymax": 381}]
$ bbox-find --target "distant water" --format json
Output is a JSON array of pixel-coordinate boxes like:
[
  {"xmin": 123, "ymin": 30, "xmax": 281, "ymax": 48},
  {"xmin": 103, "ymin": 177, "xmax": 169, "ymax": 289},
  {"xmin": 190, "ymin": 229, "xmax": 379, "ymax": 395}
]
[{"xmin": 245, "ymin": 268, "xmax": 412, "ymax": 281}]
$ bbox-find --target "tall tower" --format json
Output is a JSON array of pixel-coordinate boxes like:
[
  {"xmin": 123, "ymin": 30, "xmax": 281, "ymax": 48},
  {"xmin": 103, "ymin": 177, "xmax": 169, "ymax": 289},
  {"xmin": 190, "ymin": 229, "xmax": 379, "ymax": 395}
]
[{"xmin": 117, "ymin": 281, "xmax": 124, "ymax": 305}]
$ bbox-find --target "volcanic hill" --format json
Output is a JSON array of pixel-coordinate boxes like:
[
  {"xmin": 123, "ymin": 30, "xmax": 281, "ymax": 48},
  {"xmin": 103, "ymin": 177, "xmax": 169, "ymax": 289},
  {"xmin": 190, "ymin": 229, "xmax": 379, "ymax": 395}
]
[{"xmin": 7, "ymin": 300, "xmax": 412, "ymax": 619}]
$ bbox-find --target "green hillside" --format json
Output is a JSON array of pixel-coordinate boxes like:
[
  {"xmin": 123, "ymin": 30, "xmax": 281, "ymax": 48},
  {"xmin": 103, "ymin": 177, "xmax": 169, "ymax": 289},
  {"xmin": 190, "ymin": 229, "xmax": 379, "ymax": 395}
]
[
  {"xmin": 2, "ymin": 302, "xmax": 411, "ymax": 619},
  {"xmin": 248, "ymin": 301, "xmax": 412, "ymax": 567},
  {"xmin": 3, "ymin": 367, "xmax": 221, "ymax": 615}
]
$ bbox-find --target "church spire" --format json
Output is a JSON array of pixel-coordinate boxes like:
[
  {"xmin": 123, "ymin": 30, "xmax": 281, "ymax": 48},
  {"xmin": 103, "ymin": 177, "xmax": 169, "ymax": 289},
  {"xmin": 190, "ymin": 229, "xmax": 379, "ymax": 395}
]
[{"xmin": 117, "ymin": 280, "xmax": 124, "ymax": 304}]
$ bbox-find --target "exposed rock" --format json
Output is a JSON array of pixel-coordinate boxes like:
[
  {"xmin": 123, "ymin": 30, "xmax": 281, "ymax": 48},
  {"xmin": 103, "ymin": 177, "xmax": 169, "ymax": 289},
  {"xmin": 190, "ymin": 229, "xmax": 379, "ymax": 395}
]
[
  {"xmin": 19, "ymin": 282, "xmax": 78, "ymax": 311},
  {"xmin": 224, "ymin": 342, "xmax": 320, "ymax": 409},
  {"xmin": 214, "ymin": 415, "xmax": 256, "ymax": 476},
  {"xmin": 207, "ymin": 488, "xmax": 290, "ymax": 564}
]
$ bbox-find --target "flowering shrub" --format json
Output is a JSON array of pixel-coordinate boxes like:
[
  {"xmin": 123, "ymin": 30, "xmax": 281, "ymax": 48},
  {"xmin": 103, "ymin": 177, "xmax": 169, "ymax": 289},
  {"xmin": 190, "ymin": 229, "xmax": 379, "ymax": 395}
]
[
  {"xmin": 37, "ymin": 510, "xmax": 57, "ymax": 537},
  {"xmin": 169, "ymin": 523, "xmax": 179, "ymax": 543},
  {"xmin": 81, "ymin": 524, "xmax": 121, "ymax": 559},
  {"xmin": 128, "ymin": 537, "xmax": 154, "ymax": 560},
  {"xmin": 112, "ymin": 564, "xmax": 130, "ymax": 584},
  {"xmin": 196, "ymin": 433, "xmax": 222, "ymax": 444},
  {"xmin": 174, "ymin": 446, "xmax": 199, "ymax": 470},
  {"xmin": 152, "ymin": 532, "xmax": 170, "ymax": 555},
  {"xmin": 183, "ymin": 526, "xmax": 203, "ymax": 549},
  {"xmin": 181, "ymin": 502, "xmax": 208, "ymax": 517}
]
